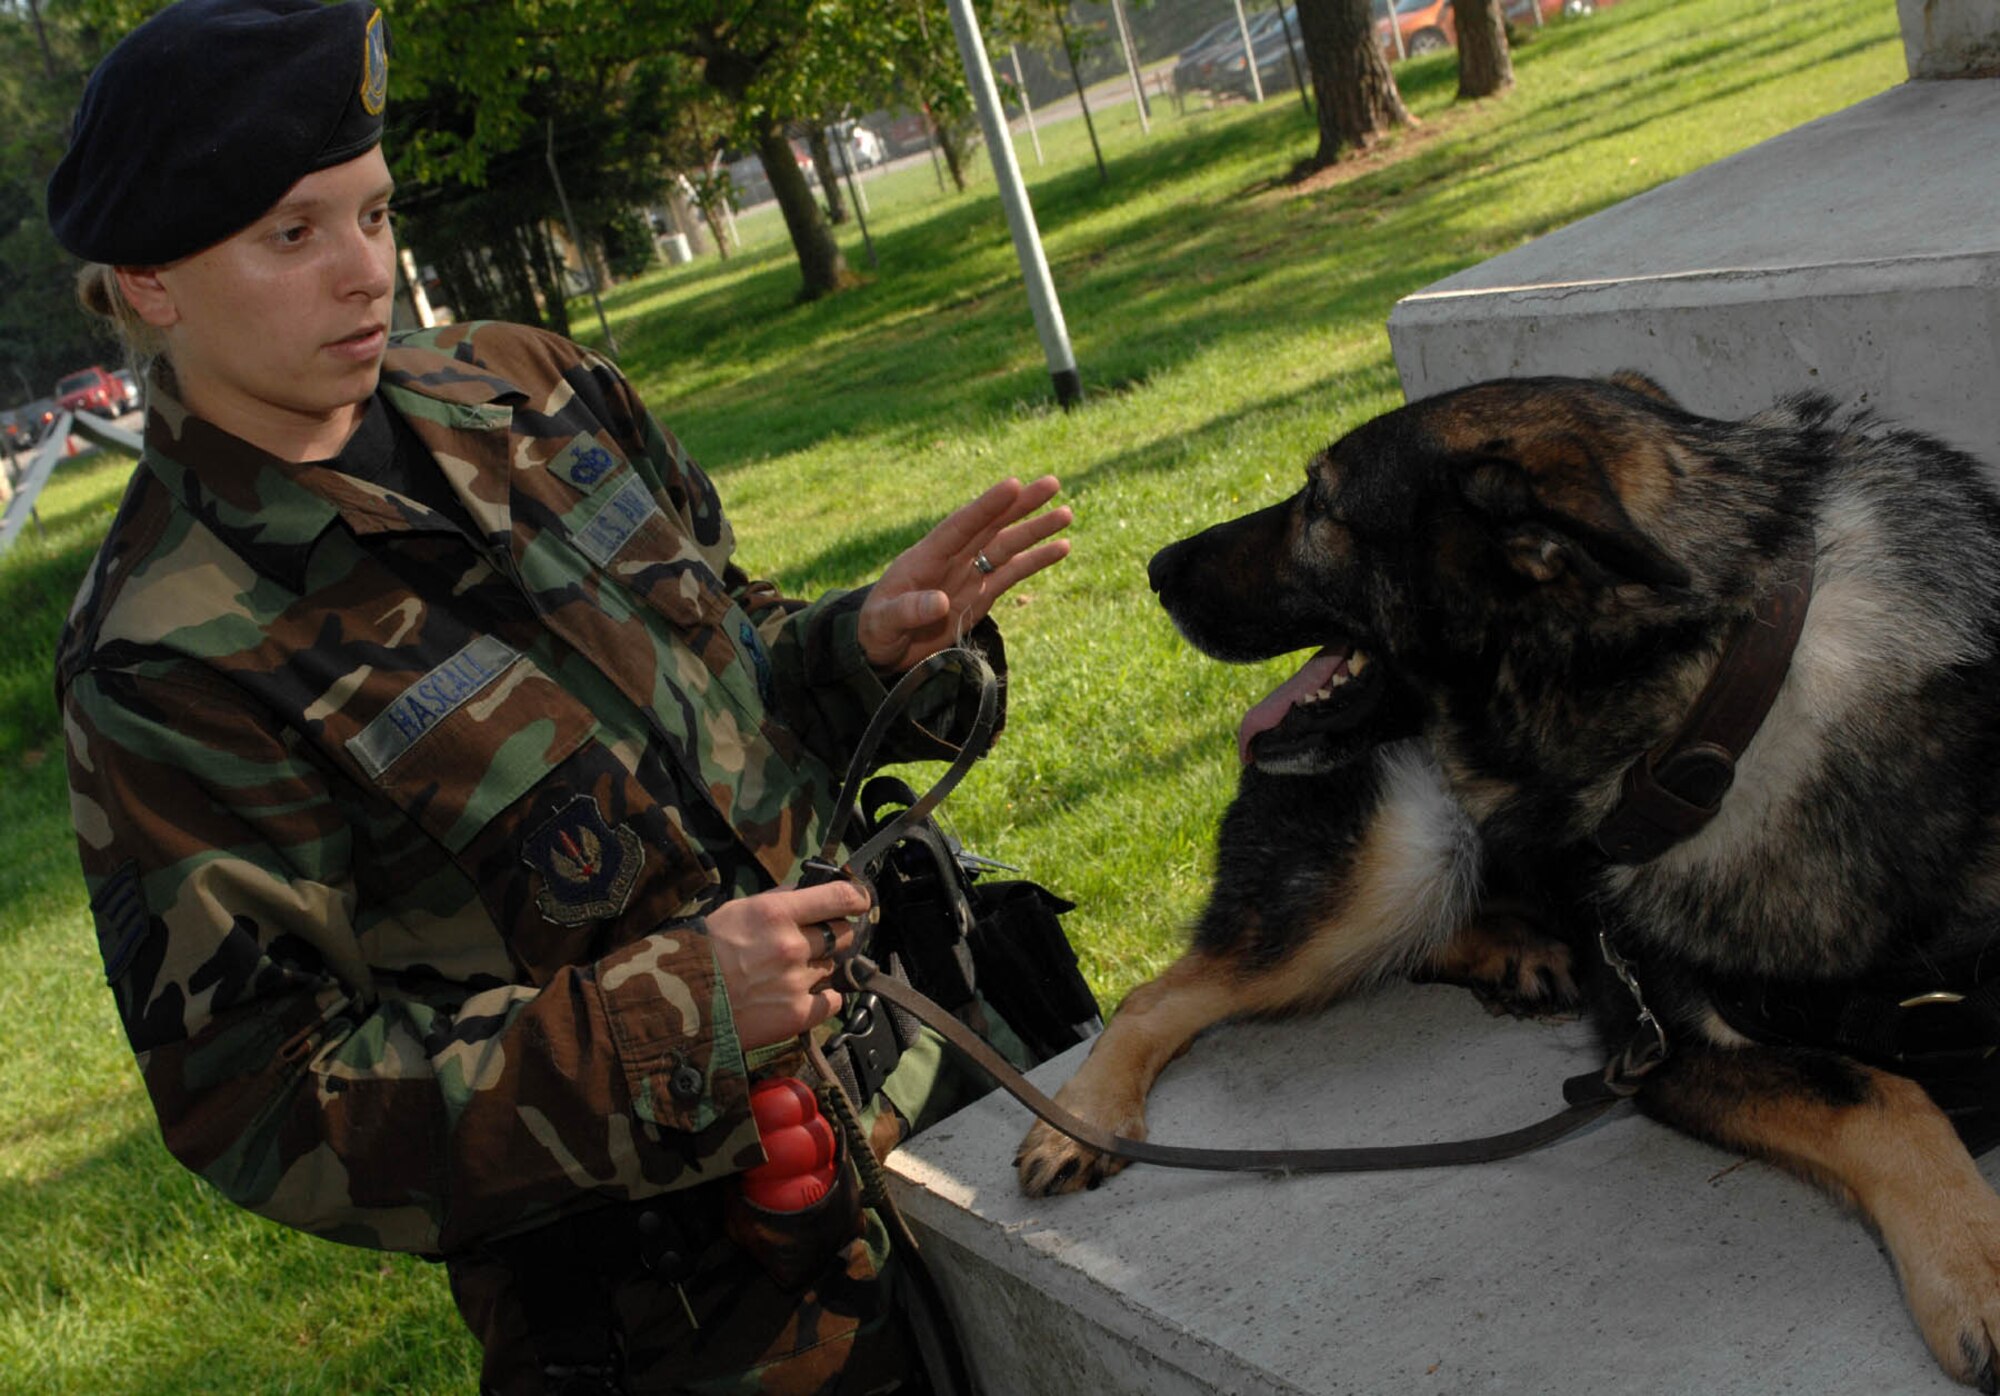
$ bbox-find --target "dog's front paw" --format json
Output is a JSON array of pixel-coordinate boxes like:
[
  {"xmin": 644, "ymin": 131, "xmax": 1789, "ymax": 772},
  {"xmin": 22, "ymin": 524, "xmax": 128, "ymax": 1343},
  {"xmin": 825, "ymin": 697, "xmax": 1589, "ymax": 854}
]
[
  {"xmin": 1015, "ymin": 1118, "xmax": 1133, "ymax": 1197},
  {"xmin": 1015, "ymin": 1083, "xmax": 1148, "ymax": 1197},
  {"xmin": 1419, "ymin": 908, "xmax": 1579, "ymax": 1019},
  {"xmin": 1896, "ymin": 1193, "xmax": 2000, "ymax": 1392}
]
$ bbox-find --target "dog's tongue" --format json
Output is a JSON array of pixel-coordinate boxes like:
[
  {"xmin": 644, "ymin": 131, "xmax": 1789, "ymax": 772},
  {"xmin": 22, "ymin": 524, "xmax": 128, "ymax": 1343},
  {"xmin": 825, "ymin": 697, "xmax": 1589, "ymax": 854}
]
[{"xmin": 1238, "ymin": 649, "xmax": 1345, "ymax": 765}]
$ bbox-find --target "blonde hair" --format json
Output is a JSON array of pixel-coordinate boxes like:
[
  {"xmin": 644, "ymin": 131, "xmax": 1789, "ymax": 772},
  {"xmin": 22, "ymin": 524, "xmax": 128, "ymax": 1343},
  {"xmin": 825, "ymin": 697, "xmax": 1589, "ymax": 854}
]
[{"xmin": 75, "ymin": 263, "xmax": 166, "ymax": 367}]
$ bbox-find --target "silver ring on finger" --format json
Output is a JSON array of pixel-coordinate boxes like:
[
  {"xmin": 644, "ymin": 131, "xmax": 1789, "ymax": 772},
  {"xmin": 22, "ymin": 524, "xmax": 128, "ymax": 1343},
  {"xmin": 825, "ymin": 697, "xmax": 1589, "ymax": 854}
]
[
  {"xmin": 820, "ymin": 922, "xmax": 839, "ymax": 958},
  {"xmin": 972, "ymin": 551, "xmax": 996, "ymax": 575}
]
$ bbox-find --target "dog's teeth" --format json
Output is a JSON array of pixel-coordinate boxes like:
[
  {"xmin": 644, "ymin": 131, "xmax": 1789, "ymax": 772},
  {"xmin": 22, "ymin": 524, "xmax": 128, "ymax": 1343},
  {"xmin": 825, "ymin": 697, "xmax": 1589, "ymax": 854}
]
[{"xmin": 1348, "ymin": 651, "xmax": 1371, "ymax": 675}]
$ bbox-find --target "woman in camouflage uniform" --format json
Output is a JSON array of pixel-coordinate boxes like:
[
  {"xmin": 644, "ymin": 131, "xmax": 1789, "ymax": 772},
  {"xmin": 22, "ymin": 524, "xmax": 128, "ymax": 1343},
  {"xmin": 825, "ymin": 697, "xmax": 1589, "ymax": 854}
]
[{"xmin": 47, "ymin": 2, "xmax": 1070, "ymax": 1391}]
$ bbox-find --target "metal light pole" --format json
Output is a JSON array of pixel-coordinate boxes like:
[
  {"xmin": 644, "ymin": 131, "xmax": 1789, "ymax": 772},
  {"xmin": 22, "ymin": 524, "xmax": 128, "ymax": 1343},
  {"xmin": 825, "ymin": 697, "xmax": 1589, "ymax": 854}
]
[
  {"xmin": 1010, "ymin": 44, "xmax": 1045, "ymax": 165},
  {"xmin": 1108, "ymin": 0, "xmax": 1151, "ymax": 132},
  {"xmin": 1231, "ymin": 0, "xmax": 1267, "ymax": 103},
  {"xmin": 833, "ymin": 129, "xmax": 877, "ymax": 270},
  {"xmin": 943, "ymin": 0, "xmax": 1081, "ymax": 408}
]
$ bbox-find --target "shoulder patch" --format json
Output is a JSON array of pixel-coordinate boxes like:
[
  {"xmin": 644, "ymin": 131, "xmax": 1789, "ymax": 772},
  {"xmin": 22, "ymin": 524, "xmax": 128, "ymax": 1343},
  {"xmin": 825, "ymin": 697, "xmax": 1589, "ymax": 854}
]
[
  {"xmin": 361, "ymin": 9, "xmax": 389, "ymax": 116},
  {"xmin": 551, "ymin": 441, "xmax": 623, "ymax": 491},
  {"xmin": 525, "ymin": 796, "xmax": 644, "ymax": 925}
]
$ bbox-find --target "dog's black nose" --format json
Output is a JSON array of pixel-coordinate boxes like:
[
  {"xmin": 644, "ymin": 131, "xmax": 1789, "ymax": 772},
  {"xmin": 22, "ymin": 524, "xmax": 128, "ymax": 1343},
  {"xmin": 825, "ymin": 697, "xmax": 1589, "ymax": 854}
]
[{"xmin": 1146, "ymin": 541, "xmax": 1181, "ymax": 595}]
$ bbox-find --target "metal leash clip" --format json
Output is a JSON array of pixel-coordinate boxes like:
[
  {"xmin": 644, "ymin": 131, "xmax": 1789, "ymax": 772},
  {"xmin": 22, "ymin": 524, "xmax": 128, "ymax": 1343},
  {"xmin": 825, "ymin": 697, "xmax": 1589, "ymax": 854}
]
[{"xmin": 1597, "ymin": 926, "xmax": 1670, "ymax": 1095}]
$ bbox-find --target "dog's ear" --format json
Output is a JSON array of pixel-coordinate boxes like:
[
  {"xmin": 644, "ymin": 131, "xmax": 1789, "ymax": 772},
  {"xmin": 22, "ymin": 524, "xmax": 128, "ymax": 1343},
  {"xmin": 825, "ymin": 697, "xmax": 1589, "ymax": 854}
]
[{"xmin": 1459, "ymin": 452, "xmax": 1691, "ymax": 591}]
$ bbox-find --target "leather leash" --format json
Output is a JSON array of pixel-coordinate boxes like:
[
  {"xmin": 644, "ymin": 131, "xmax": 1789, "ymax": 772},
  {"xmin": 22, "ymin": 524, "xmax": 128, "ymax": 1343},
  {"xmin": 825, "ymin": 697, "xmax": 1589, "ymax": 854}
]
[
  {"xmin": 806, "ymin": 645, "xmax": 999, "ymax": 889},
  {"xmin": 840, "ymin": 953, "xmax": 1638, "ymax": 1173}
]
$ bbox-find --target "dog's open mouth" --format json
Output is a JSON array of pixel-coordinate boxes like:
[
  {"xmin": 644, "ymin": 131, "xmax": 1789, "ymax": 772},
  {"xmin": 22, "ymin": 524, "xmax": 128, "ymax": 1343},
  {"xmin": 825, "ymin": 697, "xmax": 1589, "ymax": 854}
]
[{"xmin": 1237, "ymin": 643, "xmax": 1389, "ymax": 773}]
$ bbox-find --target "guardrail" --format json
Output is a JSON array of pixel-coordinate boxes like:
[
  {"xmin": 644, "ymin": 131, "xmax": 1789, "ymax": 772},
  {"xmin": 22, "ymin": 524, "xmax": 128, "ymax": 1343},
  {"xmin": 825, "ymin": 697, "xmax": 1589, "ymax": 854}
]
[{"xmin": 0, "ymin": 409, "xmax": 144, "ymax": 558}]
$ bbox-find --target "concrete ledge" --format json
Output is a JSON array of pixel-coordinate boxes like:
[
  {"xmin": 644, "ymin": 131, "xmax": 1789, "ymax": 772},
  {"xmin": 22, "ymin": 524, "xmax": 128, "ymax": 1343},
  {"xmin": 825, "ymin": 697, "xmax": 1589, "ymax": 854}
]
[
  {"xmin": 1386, "ymin": 78, "xmax": 2000, "ymax": 462},
  {"xmin": 890, "ymin": 983, "xmax": 1992, "ymax": 1394},
  {"xmin": 1900, "ymin": 0, "xmax": 2000, "ymax": 77}
]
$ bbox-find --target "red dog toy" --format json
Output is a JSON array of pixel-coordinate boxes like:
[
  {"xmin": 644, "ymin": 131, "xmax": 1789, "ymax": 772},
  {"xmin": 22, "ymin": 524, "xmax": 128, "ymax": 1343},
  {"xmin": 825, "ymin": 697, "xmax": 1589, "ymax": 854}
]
[{"xmin": 742, "ymin": 1077, "xmax": 837, "ymax": 1211}]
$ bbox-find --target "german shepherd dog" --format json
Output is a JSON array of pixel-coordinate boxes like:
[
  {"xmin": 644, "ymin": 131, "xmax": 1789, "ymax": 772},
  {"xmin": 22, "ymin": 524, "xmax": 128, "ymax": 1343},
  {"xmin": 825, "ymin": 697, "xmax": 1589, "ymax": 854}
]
[{"xmin": 1015, "ymin": 374, "xmax": 2000, "ymax": 1389}]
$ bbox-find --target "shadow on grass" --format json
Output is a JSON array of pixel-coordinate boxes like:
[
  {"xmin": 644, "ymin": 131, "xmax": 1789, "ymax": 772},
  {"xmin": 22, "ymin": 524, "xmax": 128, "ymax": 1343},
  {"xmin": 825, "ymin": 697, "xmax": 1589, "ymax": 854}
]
[
  {"xmin": 578, "ymin": 3, "xmax": 1873, "ymax": 481},
  {"xmin": 0, "ymin": 761, "xmax": 83, "ymax": 948}
]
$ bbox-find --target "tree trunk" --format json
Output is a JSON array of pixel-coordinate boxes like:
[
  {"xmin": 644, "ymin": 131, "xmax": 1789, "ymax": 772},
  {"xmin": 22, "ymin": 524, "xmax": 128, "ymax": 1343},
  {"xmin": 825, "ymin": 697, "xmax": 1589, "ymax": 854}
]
[
  {"xmin": 495, "ymin": 227, "xmax": 544, "ymax": 328},
  {"xmin": 806, "ymin": 125, "xmax": 848, "ymax": 225},
  {"xmin": 1294, "ymin": 0, "xmax": 1415, "ymax": 169},
  {"xmin": 1453, "ymin": 0, "xmax": 1515, "ymax": 99},
  {"xmin": 523, "ymin": 223, "xmax": 572, "ymax": 337},
  {"xmin": 932, "ymin": 110, "xmax": 970, "ymax": 193},
  {"xmin": 702, "ymin": 204, "xmax": 732, "ymax": 260},
  {"xmin": 428, "ymin": 244, "xmax": 486, "ymax": 322},
  {"xmin": 753, "ymin": 118, "xmax": 854, "ymax": 300}
]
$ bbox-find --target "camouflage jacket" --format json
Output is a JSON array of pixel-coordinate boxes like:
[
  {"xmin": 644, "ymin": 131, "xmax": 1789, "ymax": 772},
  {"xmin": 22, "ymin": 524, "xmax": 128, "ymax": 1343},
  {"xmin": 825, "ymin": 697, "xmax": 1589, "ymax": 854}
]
[{"xmin": 58, "ymin": 321, "xmax": 997, "ymax": 1258}]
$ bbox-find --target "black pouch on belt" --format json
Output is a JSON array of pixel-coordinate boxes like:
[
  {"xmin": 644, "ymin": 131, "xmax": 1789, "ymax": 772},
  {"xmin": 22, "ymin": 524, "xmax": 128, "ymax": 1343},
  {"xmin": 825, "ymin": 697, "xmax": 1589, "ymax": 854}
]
[
  {"xmin": 858, "ymin": 775, "xmax": 1101, "ymax": 1069},
  {"xmin": 723, "ymin": 1122, "xmax": 867, "ymax": 1291}
]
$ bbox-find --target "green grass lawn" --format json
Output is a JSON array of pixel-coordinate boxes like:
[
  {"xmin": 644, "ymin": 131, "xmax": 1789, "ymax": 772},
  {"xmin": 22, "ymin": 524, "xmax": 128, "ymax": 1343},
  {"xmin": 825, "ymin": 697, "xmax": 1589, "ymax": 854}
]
[{"xmin": 0, "ymin": 0, "xmax": 1905, "ymax": 1387}]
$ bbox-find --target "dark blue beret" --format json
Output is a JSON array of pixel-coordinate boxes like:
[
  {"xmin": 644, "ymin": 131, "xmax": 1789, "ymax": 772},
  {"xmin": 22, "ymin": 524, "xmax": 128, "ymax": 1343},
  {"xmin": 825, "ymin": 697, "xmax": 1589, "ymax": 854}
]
[{"xmin": 47, "ymin": 0, "xmax": 389, "ymax": 265}]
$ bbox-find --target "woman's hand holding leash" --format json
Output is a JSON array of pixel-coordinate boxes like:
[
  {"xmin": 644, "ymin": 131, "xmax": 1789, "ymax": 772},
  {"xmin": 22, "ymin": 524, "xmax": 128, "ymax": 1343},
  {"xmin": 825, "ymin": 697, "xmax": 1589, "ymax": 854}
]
[
  {"xmin": 708, "ymin": 882, "xmax": 869, "ymax": 1049},
  {"xmin": 713, "ymin": 478, "xmax": 1071, "ymax": 1054},
  {"xmin": 857, "ymin": 476, "xmax": 1072, "ymax": 672}
]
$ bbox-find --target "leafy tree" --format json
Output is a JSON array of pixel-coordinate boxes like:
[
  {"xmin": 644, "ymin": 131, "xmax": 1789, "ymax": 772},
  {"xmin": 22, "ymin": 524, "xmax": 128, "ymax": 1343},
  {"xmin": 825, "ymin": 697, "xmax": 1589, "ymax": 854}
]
[
  {"xmin": 0, "ymin": 0, "xmax": 124, "ymax": 397},
  {"xmin": 1293, "ymin": 0, "xmax": 1413, "ymax": 170}
]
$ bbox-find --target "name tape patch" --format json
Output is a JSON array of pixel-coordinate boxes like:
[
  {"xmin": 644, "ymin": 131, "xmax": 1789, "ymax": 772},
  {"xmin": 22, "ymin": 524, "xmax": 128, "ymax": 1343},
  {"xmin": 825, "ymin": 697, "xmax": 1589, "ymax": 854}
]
[
  {"xmin": 347, "ymin": 634, "xmax": 520, "ymax": 779},
  {"xmin": 575, "ymin": 476, "xmax": 660, "ymax": 568}
]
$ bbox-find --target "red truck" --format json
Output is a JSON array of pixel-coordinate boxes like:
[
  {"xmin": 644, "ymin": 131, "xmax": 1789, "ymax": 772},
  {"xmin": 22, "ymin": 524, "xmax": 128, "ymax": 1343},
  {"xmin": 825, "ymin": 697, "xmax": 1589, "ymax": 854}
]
[{"xmin": 54, "ymin": 364, "xmax": 132, "ymax": 418}]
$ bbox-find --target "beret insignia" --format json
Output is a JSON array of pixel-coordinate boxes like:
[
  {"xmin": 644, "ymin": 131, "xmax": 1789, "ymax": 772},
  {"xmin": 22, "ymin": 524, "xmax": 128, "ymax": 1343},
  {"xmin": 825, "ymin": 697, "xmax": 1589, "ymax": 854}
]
[{"xmin": 361, "ymin": 9, "xmax": 388, "ymax": 117}]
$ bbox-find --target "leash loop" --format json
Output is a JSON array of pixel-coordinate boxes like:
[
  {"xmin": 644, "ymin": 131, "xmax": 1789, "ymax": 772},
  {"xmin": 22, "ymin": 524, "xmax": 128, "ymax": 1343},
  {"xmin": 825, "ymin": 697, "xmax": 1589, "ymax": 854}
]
[{"xmin": 812, "ymin": 646, "xmax": 999, "ymax": 886}]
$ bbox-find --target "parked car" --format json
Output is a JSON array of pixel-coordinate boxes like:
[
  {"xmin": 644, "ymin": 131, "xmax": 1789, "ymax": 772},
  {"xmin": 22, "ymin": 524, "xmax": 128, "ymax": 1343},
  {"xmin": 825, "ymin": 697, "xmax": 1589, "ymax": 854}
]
[
  {"xmin": 878, "ymin": 111, "xmax": 936, "ymax": 161},
  {"xmin": 1171, "ymin": 14, "xmax": 1251, "ymax": 92},
  {"xmin": 112, "ymin": 368, "xmax": 141, "ymax": 413},
  {"xmin": 54, "ymin": 364, "xmax": 125, "ymax": 418},
  {"xmin": 1210, "ymin": 7, "xmax": 1308, "ymax": 100},
  {"xmin": 3, "ymin": 398, "xmax": 58, "ymax": 451},
  {"xmin": 1504, "ymin": 0, "xmax": 1613, "ymax": 21},
  {"xmin": 1177, "ymin": 8, "xmax": 1295, "ymax": 94},
  {"xmin": 1375, "ymin": 0, "xmax": 1456, "ymax": 58}
]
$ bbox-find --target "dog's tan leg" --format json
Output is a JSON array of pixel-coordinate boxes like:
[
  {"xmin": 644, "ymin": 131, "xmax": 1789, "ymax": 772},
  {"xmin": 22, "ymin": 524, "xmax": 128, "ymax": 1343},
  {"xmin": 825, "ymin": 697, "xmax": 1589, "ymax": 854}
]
[
  {"xmin": 1016, "ymin": 765, "xmax": 1472, "ymax": 1197},
  {"xmin": 1645, "ymin": 1048, "xmax": 2000, "ymax": 1390},
  {"xmin": 1015, "ymin": 949, "xmax": 1268, "ymax": 1197}
]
